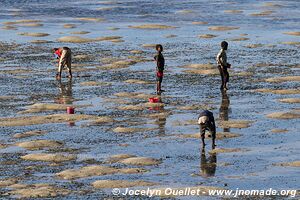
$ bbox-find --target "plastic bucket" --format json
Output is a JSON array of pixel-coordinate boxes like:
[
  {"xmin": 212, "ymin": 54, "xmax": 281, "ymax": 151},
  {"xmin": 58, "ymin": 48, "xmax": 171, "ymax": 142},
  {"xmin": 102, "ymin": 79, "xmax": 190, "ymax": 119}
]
[
  {"xmin": 149, "ymin": 97, "xmax": 160, "ymax": 103},
  {"xmin": 67, "ymin": 106, "xmax": 75, "ymax": 114}
]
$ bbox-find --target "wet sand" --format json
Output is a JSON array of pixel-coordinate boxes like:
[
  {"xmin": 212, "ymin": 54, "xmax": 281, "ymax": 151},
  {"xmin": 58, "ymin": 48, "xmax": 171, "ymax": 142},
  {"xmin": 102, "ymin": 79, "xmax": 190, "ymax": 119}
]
[{"xmin": 0, "ymin": 0, "xmax": 299, "ymax": 199}]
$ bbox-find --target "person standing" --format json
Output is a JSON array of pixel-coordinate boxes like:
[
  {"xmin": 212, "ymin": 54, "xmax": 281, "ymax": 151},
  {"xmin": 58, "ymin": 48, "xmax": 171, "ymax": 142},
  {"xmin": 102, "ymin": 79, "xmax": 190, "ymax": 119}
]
[
  {"xmin": 154, "ymin": 44, "xmax": 165, "ymax": 95},
  {"xmin": 216, "ymin": 41, "xmax": 231, "ymax": 90}
]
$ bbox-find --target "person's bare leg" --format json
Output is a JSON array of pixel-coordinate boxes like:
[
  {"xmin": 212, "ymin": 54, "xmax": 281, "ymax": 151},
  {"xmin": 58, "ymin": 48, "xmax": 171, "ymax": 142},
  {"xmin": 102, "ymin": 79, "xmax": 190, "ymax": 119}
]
[{"xmin": 68, "ymin": 69, "xmax": 72, "ymax": 79}]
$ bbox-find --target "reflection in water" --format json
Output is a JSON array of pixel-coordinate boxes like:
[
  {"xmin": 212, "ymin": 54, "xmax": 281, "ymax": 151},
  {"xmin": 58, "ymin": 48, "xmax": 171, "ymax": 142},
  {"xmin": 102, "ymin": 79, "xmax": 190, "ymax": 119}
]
[
  {"xmin": 219, "ymin": 90, "xmax": 230, "ymax": 132},
  {"xmin": 151, "ymin": 97, "xmax": 166, "ymax": 135},
  {"xmin": 200, "ymin": 148, "xmax": 217, "ymax": 177},
  {"xmin": 55, "ymin": 79, "xmax": 73, "ymax": 104}
]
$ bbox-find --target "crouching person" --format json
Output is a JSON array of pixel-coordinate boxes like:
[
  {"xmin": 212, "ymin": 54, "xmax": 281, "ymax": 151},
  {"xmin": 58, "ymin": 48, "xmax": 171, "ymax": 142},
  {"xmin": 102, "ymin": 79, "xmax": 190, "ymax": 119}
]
[
  {"xmin": 198, "ymin": 110, "xmax": 216, "ymax": 149},
  {"xmin": 53, "ymin": 47, "xmax": 72, "ymax": 80}
]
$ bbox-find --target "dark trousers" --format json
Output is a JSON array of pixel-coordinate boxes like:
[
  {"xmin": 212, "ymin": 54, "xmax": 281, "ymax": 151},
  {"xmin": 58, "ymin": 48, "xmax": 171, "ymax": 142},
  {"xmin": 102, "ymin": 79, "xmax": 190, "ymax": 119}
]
[
  {"xmin": 218, "ymin": 65, "xmax": 229, "ymax": 88},
  {"xmin": 200, "ymin": 124, "xmax": 216, "ymax": 140}
]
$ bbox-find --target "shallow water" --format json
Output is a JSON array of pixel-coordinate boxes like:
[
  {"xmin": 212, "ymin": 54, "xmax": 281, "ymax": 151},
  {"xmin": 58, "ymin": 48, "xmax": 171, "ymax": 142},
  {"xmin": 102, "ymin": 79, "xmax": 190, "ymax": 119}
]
[{"xmin": 0, "ymin": 0, "xmax": 300, "ymax": 199}]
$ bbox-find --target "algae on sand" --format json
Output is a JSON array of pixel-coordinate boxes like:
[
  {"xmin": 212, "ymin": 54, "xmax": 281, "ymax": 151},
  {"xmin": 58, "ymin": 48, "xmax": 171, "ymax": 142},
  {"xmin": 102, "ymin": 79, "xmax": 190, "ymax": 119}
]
[
  {"xmin": 208, "ymin": 26, "xmax": 239, "ymax": 31},
  {"xmin": 253, "ymin": 88, "xmax": 300, "ymax": 95},
  {"xmin": 7, "ymin": 184, "xmax": 70, "ymax": 198},
  {"xmin": 13, "ymin": 130, "xmax": 47, "ymax": 138},
  {"xmin": 274, "ymin": 161, "xmax": 300, "ymax": 167},
  {"xmin": 56, "ymin": 165, "xmax": 147, "ymax": 180},
  {"xmin": 181, "ymin": 132, "xmax": 240, "ymax": 139},
  {"xmin": 129, "ymin": 24, "xmax": 177, "ymax": 29},
  {"xmin": 266, "ymin": 111, "xmax": 300, "ymax": 119},
  {"xmin": 265, "ymin": 76, "xmax": 300, "ymax": 83},
  {"xmin": 119, "ymin": 157, "xmax": 161, "ymax": 166},
  {"xmin": 219, "ymin": 120, "xmax": 253, "ymax": 129},
  {"xmin": 18, "ymin": 32, "xmax": 49, "ymax": 37},
  {"xmin": 15, "ymin": 140, "xmax": 63, "ymax": 150},
  {"xmin": 21, "ymin": 153, "xmax": 76, "ymax": 162},
  {"xmin": 278, "ymin": 98, "xmax": 300, "ymax": 104}
]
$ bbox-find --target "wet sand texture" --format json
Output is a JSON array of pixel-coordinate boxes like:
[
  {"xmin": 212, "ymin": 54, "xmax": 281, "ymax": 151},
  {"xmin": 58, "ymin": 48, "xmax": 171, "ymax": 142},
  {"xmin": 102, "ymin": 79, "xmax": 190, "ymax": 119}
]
[
  {"xmin": 30, "ymin": 40, "xmax": 51, "ymax": 44},
  {"xmin": 265, "ymin": 76, "xmax": 300, "ymax": 83},
  {"xmin": 0, "ymin": 114, "xmax": 99, "ymax": 127},
  {"xmin": 266, "ymin": 111, "xmax": 300, "ymax": 119},
  {"xmin": 56, "ymin": 165, "xmax": 147, "ymax": 179},
  {"xmin": 3, "ymin": 19, "xmax": 41, "ymax": 25},
  {"xmin": 19, "ymin": 103, "xmax": 89, "ymax": 114},
  {"xmin": 57, "ymin": 36, "xmax": 122, "ymax": 43},
  {"xmin": 13, "ymin": 130, "xmax": 47, "ymax": 138},
  {"xmin": 192, "ymin": 21, "xmax": 208, "ymax": 25},
  {"xmin": 219, "ymin": 120, "xmax": 252, "ymax": 128},
  {"xmin": 124, "ymin": 79, "xmax": 152, "ymax": 84},
  {"xmin": 113, "ymin": 127, "xmax": 154, "ymax": 133},
  {"xmin": 15, "ymin": 140, "xmax": 63, "ymax": 150},
  {"xmin": 271, "ymin": 129, "xmax": 288, "ymax": 133},
  {"xmin": 250, "ymin": 11, "xmax": 274, "ymax": 16},
  {"xmin": 245, "ymin": 44, "xmax": 264, "ymax": 48},
  {"xmin": 107, "ymin": 154, "xmax": 136, "ymax": 163},
  {"xmin": 70, "ymin": 31, "xmax": 90, "ymax": 34},
  {"xmin": 208, "ymin": 26, "xmax": 239, "ymax": 31},
  {"xmin": 129, "ymin": 24, "xmax": 177, "ymax": 29},
  {"xmin": 21, "ymin": 153, "xmax": 76, "ymax": 162},
  {"xmin": 19, "ymin": 23, "xmax": 43, "ymax": 27},
  {"xmin": 63, "ymin": 24, "xmax": 77, "ymax": 29},
  {"xmin": 130, "ymin": 50, "xmax": 144, "ymax": 54},
  {"xmin": 181, "ymin": 132, "xmax": 240, "ymax": 139},
  {"xmin": 210, "ymin": 148, "xmax": 245, "ymax": 154},
  {"xmin": 18, "ymin": 32, "xmax": 49, "ymax": 37},
  {"xmin": 230, "ymin": 37, "xmax": 249, "ymax": 41},
  {"xmin": 76, "ymin": 17, "xmax": 105, "ymax": 22},
  {"xmin": 176, "ymin": 9, "xmax": 194, "ymax": 14},
  {"xmin": 283, "ymin": 32, "xmax": 300, "ymax": 36},
  {"xmin": 119, "ymin": 157, "xmax": 161, "ymax": 166},
  {"xmin": 254, "ymin": 89, "xmax": 300, "ymax": 95},
  {"xmin": 224, "ymin": 10, "xmax": 243, "ymax": 14},
  {"xmin": 275, "ymin": 161, "xmax": 300, "ymax": 167},
  {"xmin": 80, "ymin": 81, "xmax": 112, "ymax": 86},
  {"xmin": 278, "ymin": 98, "xmax": 300, "ymax": 103},
  {"xmin": 198, "ymin": 34, "xmax": 217, "ymax": 39},
  {"xmin": 92, "ymin": 180, "xmax": 157, "ymax": 188},
  {"xmin": 0, "ymin": 178, "xmax": 18, "ymax": 187},
  {"xmin": 7, "ymin": 184, "xmax": 70, "ymax": 198}
]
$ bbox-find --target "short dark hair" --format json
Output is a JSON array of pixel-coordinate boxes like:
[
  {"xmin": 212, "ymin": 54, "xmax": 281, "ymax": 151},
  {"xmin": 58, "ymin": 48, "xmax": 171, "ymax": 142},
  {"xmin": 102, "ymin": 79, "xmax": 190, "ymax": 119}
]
[
  {"xmin": 156, "ymin": 44, "xmax": 163, "ymax": 51},
  {"xmin": 221, "ymin": 41, "xmax": 228, "ymax": 49}
]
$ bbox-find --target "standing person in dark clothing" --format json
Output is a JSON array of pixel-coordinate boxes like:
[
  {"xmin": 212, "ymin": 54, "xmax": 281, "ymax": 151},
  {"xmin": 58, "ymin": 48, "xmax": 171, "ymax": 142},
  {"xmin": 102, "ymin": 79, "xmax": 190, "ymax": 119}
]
[
  {"xmin": 154, "ymin": 44, "xmax": 165, "ymax": 95},
  {"xmin": 198, "ymin": 110, "xmax": 216, "ymax": 149},
  {"xmin": 216, "ymin": 41, "xmax": 231, "ymax": 90}
]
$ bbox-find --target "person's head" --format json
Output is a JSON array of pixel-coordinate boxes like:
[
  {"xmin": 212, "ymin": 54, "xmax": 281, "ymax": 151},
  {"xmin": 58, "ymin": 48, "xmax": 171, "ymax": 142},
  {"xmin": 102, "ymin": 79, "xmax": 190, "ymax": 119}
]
[
  {"xmin": 221, "ymin": 41, "xmax": 228, "ymax": 50},
  {"xmin": 52, "ymin": 48, "xmax": 59, "ymax": 53},
  {"xmin": 156, "ymin": 44, "xmax": 163, "ymax": 52}
]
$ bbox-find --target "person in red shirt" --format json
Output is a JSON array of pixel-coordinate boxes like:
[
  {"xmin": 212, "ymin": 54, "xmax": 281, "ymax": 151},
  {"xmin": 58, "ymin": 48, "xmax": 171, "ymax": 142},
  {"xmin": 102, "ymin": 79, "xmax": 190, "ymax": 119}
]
[{"xmin": 53, "ymin": 47, "xmax": 72, "ymax": 80}]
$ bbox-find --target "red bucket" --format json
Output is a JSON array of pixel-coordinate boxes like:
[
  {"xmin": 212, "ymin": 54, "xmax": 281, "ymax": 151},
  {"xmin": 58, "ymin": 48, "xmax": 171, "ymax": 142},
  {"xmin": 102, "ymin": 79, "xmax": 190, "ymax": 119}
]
[
  {"xmin": 67, "ymin": 106, "xmax": 75, "ymax": 114},
  {"xmin": 149, "ymin": 97, "xmax": 160, "ymax": 103}
]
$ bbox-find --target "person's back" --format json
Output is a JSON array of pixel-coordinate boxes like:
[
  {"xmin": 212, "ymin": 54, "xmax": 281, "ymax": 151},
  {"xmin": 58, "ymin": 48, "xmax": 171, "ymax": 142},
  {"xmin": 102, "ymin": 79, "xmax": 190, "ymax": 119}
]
[{"xmin": 198, "ymin": 110, "xmax": 216, "ymax": 148}]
